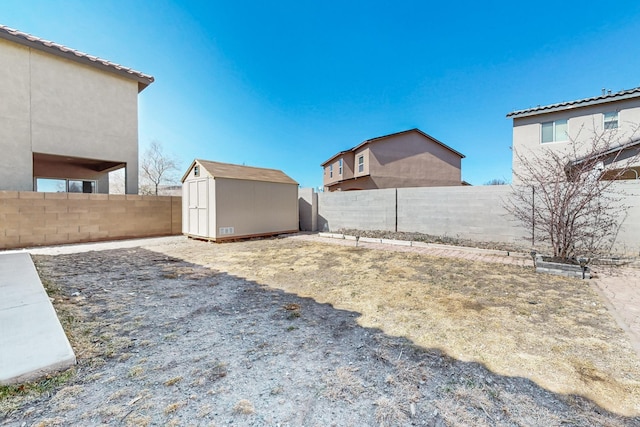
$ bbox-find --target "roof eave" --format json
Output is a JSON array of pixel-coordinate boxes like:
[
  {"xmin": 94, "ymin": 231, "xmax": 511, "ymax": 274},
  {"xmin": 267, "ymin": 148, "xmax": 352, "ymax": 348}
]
[
  {"xmin": 322, "ymin": 128, "xmax": 465, "ymax": 166},
  {"xmin": 507, "ymin": 87, "xmax": 640, "ymax": 119},
  {"xmin": 0, "ymin": 25, "xmax": 154, "ymax": 92}
]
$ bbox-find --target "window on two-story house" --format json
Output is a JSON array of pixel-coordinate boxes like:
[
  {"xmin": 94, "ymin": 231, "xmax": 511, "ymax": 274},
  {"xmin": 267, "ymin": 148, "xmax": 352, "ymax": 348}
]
[
  {"xmin": 541, "ymin": 119, "xmax": 568, "ymax": 143},
  {"xmin": 604, "ymin": 112, "xmax": 619, "ymax": 130},
  {"xmin": 329, "ymin": 164, "xmax": 333, "ymax": 178},
  {"xmin": 339, "ymin": 159, "xmax": 343, "ymax": 175},
  {"xmin": 357, "ymin": 155, "xmax": 364, "ymax": 173}
]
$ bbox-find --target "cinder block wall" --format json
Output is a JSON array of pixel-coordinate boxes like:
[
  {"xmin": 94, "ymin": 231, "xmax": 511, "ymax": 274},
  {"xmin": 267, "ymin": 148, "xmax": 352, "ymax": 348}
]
[
  {"xmin": 0, "ymin": 191, "xmax": 182, "ymax": 249},
  {"xmin": 317, "ymin": 188, "xmax": 396, "ymax": 232},
  {"xmin": 308, "ymin": 182, "xmax": 640, "ymax": 254},
  {"xmin": 397, "ymin": 186, "xmax": 526, "ymax": 244}
]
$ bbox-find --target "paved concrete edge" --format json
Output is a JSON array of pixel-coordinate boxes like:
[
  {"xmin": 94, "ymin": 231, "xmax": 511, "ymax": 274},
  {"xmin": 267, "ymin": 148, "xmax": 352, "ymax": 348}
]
[{"xmin": 0, "ymin": 253, "xmax": 76, "ymax": 385}]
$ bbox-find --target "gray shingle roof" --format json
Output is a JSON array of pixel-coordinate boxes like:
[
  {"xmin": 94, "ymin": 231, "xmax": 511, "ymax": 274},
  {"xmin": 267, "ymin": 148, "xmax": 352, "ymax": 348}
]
[
  {"xmin": 507, "ymin": 87, "xmax": 640, "ymax": 119},
  {"xmin": 0, "ymin": 24, "xmax": 154, "ymax": 92}
]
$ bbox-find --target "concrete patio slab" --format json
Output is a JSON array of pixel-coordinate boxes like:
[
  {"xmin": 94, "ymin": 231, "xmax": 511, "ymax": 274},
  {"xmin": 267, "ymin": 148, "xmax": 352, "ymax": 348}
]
[{"xmin": 0, "ymin": 252, "xmax": 76, "ymax": 385}]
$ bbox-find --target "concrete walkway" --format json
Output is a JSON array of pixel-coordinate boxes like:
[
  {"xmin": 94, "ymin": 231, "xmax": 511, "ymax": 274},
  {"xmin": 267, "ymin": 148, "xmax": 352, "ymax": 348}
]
[
  {"xmin": 296, "ymin": 232, "xmax": 640, "ymax": 356},
  {"xmin": 0, "ymin": 253, "xmax": 75, "ymax": 385}
]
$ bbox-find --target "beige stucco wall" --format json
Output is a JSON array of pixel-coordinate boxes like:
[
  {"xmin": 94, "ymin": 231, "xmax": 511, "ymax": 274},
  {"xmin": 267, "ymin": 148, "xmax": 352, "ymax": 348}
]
[
  {"xmin": 367, "ymin": 132, "xmax": 461, "ymax": 187},
  {"xmin": 0, "ymin": 38, "xmax": 140, "ymax": 193},
  {"xmin": 512, "ymin": 98, "xmax": 640, "ymax": 182},
  {"xmin": 0, "ymin": 191, "xmax": 181, "ymax": 249},
  {"xmin": 0, "ymin": 39, "xmax": 32, "ymax": 191}
]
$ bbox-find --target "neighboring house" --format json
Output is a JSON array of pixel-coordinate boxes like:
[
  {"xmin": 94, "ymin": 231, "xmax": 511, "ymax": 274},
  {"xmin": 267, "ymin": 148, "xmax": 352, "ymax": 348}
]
[
  {"xmin": 181, "ymin": 160, "xmax": 299, "ymax": 241},
  {"xmin": 507, "ymin": 87, "xmax": 640, "ymax": 182},
  {"xmin": 0, "ymin": 25, "xmax": 154, "ymax": 194},
  {"xmin": 321, "ymin": 128, "xmax": 465, "ymax": 192}
]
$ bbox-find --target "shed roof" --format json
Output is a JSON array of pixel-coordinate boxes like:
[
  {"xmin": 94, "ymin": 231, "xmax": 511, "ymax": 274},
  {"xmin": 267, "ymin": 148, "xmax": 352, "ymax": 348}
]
[
  {"xmin": 182, "ymin": 159, "xmax": 298, "ymax": 185},
  {"xmin": 506, "ymin": 87, "xmax": 640, "ymax": 119},
  {"xmin": 0, "ymin": 24, "xmax": 154, "ymax": 92},
  {"xmin": 321, "ymin": 128, "xmax": 465, "ymax": 166}
]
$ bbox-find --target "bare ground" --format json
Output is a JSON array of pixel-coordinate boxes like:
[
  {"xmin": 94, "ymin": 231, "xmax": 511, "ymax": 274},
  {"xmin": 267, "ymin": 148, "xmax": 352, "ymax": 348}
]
[{"xmin": 1, "ymin": 236, "xmax": 639, "ymax": 426}]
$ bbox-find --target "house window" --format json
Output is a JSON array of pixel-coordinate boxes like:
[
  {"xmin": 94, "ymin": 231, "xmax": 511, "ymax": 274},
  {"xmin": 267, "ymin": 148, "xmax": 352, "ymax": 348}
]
[
  {"xmin": 357, "ymin": 155, "xmax": 364, "ymax": 173},
  {"xmin": 35, "ymin": 178, "xmax": 96, "ymax": 193},
  {"xmin": 604, "ymin": 112, "xmax": 618, "ymax": 130},
  {"xmin": 338, "ymin": 159, "xmax": 343, "ymax": 175},
  {"xmin": 194, "ymin": 165, "xmax": 200, "ymax": 177},
  {"xmin": 329, "ymin": 164, "xmax": 333, "ymax": 178},
  {"xmin": 541, "ymin": 119, "xmax": 568, "ymax": 143}
]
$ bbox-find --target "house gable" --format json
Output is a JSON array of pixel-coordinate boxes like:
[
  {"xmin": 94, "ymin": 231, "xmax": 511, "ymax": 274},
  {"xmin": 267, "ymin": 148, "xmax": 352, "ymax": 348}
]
[{"xmin": 322, "ymin": 128, "xmax": 464, "ymax": 191}]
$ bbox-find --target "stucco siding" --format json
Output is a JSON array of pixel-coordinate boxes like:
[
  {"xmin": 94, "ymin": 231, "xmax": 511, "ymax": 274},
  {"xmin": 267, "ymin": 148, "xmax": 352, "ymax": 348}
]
[
  {"xmin": 512, "ymin": 98, "xmax": 640, "ymax": 182},
  {"xmin": 0, "ymin": 39, "xmax": 32, "ymax": 190},
  {"xmin": 368, "ymin": 133, "xmax": 461, "ymax": 187},
  {"xmin": 0, "ymin": 38, "xmax": 141, "ymax": 193}
]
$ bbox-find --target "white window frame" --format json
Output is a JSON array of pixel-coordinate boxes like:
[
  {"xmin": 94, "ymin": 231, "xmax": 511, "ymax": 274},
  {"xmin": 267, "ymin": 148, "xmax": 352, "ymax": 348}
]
[
  {"xmin": 329, "ymin": 164, "xmax": 333, "ymax": 178},
  {"xmin": 604, "ymin": 111, "xmax": 618, "ymax": 130},
  {"xmin": 541, "ymin": 119, "xmax": 568, "ymax": 143},
  {"xmin": 357, "ymin": 155, "xmax": 364, "ymax": 173},
  {"xmin": 338, "ymin": 158, "xmax": 343, "ymax": 175}
]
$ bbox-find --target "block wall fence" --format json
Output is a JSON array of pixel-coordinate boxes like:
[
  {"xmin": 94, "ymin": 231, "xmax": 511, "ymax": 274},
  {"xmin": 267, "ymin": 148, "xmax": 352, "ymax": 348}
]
[
  {"xmin": 0, "ymin": 191, "xmax": 181, "ymax": 250},
  {"xmin": 300, "ymin": 182, "xmax": 640, "ymax": 255}
]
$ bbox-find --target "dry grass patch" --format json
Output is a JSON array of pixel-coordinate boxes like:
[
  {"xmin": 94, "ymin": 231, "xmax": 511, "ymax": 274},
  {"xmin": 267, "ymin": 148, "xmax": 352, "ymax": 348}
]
[
  {"xmin": 375, "ymin": 397, "xmax": 409, "ymax": 426},
  {"xmin": 322, "ymin": 366, "xmax": 365, "ymax": 402},
  {"xmin": 233, "ymin": 399, "xmax": 255, "ymax": 414},
  {"xmin": 164, "ymin": 376, "xmax": 183, "ymax": 386},
  {"xmin": 154, "ymin": 238, "xmax": 640, "ymax": 416},
  {"xmin": 164, "ymin": 401, "xmax": 185, "ymax": 414}
]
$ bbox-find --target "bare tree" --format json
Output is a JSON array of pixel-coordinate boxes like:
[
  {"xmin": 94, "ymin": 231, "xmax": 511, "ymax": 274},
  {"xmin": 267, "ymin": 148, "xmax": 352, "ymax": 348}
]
[
  {"xmin": 507, "ymin": 125, "xmax": 639, "ymax": 261},
  {"xmin": 140, "ymin": 141, "xmax": 180, "ymax": 195},
  {"xmin": 485, "ymin": 178, "xmax": 508, "ymax": 185}
]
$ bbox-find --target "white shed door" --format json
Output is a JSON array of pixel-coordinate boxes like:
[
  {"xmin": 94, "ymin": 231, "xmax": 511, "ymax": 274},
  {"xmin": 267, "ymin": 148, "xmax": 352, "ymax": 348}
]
[{"xmin": 188, "ymin": 179, "xmax": 208, "ymax": 237}]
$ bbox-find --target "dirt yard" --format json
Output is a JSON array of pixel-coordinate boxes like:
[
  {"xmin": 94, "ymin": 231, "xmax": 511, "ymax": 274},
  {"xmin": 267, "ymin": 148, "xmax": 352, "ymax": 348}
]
[{"xmin": 1, "ymin": 235, "xmax": 639, "ymax": 426}]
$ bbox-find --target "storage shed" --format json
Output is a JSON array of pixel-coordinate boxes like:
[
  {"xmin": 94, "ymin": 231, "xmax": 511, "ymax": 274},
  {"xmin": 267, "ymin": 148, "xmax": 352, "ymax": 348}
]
[{"xmin": 181, "ymin": 159, "xmax": 299, "ymax": 241}]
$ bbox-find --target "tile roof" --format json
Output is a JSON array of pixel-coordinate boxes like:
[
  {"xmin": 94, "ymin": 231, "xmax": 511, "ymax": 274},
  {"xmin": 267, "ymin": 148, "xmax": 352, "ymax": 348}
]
[
  {"xmin": 321, "ymin": 128, "xmax": 465, "ymax": 166},
  {"xmin": 182, "ymin": 159, "xmax": 298, "ymax": 185},
  {"xmin": 506, "ymin": 87, "xmax": 640, "ymax": 119},
  {"xmin": 0, "ymin": 24, "xmax": 154, "ymax": 92}
]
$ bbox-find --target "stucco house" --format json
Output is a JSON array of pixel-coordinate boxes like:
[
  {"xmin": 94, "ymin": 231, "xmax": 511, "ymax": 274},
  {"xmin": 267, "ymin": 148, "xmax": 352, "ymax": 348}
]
[
  {"xmin": 0, "ymin": 25, "xmax": 154, "ymax": 194},
  {"xmin": 321, "ymin": 128, "xmax": 465, "ymax": 192},
  {"xmin": 181, "ymin": 160, "xmax": 299, "ymax": 241},
  {"xmin": 507, "ymin": 87, "xmax": 640, "ymax": 182}
]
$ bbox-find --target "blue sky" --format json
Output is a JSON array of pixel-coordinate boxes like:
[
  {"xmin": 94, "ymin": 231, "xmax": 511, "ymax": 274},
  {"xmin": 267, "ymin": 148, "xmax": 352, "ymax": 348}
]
[{"xmin": 3, "ymin": 1, "xmax": 640, "ymax": 187}]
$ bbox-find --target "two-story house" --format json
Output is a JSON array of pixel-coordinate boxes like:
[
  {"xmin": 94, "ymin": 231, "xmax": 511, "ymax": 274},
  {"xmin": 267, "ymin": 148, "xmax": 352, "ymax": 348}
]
[
  {"xmin": 321, "ymin": 128, "xmax": 465, "ymax": 191},
  {"xmin": 0, "ymin": 25, "xmax": 154, "ymax": 194},
  {"xmin": 507, "ymin": 87, "xmax": 640, "ymax": 182}
]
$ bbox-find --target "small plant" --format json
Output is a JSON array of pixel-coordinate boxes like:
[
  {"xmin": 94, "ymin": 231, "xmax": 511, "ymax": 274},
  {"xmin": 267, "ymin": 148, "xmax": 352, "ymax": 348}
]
[
  {"xmin": 283, "ymin": 303, "xmax": 301, "ymax": 319},
  {"xmin": 128, "ymin": 366, "xmax": 144, "ymax": 378},
  {"xmin": 164, "ymin": 401, "xmax": 185, "ymax": 414},
  {"xmin": 164, "ymin": 376, "xmax": 183, "ymax": 386},
  {"xmin": 233, "ymin": 399, "xmax": 255, "ymax": 415}
]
